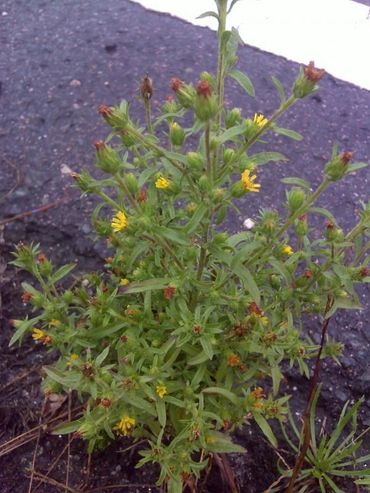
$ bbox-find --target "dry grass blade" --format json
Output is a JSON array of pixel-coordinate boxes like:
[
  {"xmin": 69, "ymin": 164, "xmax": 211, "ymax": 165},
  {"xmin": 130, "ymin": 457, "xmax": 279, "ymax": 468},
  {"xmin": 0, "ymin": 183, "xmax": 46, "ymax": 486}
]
[
  {"xmin": 31, "ymin": 471, "xmax": 79, "ymax": 493},
  {"xmin": 213, "ymin": 453, "xmax": 239, "ymax": 493}
]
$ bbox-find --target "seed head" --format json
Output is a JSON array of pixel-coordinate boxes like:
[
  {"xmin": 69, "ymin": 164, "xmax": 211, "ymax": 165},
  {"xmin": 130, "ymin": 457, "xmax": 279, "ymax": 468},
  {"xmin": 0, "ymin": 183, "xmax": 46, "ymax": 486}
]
[{"xmin": 304, "ymin": 61, "xmax": 325, "ymax": 82}]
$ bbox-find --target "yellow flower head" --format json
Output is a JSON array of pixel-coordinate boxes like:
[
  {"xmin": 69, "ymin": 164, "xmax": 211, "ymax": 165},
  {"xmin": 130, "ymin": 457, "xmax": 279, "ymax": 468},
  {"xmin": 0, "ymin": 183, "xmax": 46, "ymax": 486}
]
[
  {"xmin": 206, "ymin": 435, "xmax": 216, "ymax": 445},
  {"xmin": 70, "ymin": 353, "xmax": 79, "ymax": 361},
  {"xmin": 253, "ymin": 113, "xmax": 268, "ymax": 128},
  {"xmin": 49, "ymin": 319, "xmax": 60, "ymax": 327},
  {"xmin": 111, "ymin": 211, "xmax": 128, "ymax": 233},
  {"xmin": 155, "ymin": 176, "xmax": 170, "ymax": 190},
  {"xmin": 282, "ymin": 245, "xmax": 293, "ymax": 256},
  {"xmin": 156, "ymin": 384, "xmax": 167, "ymax": 399},
  {"xmin": 241, "ymin": 169, "xmax": 261, "ymax": 193},
  {"xmin": 114, "ymin": 415, "xmax": 136, "ymax": 436},
  {"xmin": 120, "ymin": 278, "xmax": 129, "ymax": 286},
  {"xmin": 32, "ymin": 328, "xmax": 46, "ymax": 341},
  {"xmin": 260, "ymin": 316, "xmax": 269, "ymax": 326}
]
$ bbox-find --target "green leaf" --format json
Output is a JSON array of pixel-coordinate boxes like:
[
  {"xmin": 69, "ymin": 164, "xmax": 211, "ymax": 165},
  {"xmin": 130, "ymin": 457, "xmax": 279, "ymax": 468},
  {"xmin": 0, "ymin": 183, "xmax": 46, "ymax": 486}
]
[
  {"xmin": 271, "ymin": 76, "xmax": 286, "ymax": 103},
  {"xmin": 156, "ymin": 400, "xmax": 166, "ymax": 428},
  {"xmin": 96, "ymin": 346, "xmax": 110, "ymax": 366},
  {"xmin": 43, "ymin": 367, "xmax": 80, "ymax": 388},
  {"xmin": 274, "ymin": 126, "xmax": 303, "ymax": 141},
  {"xmin": 253, "ymin": 413, "xmax": 277, "ymax": 447},
  {"xmin": 229, "ymin": 69, "xmax": 255, "ymax": 97},
  {"xmin": 281, "ymin": 177, "xmax": 311, "ymax": 190},
  {"xmin": 52, "ymin": 420, "xmax": 81, "ymax": 435},
  {"xmin": 227, "ymin": 0, "xmax": 242, "ymax": 14},
  {"xmin": 200, "ymin": 337, "xmax": 214, "ymax": 360},
  {"xmin": 218, "ymin": 124, "xmax": 247, "ymax": 144},
  {"xmin": 206, "ymin": 431, "xmax": 246, "ymax": 453},
  {"xmin": 120, "ymin": 393, "xmax": 156, "ymax": 417},
  {"xmin": 188, "ymin": 351, "xmax": 210, "ymax": 366},
  {"xmin": 346, "ymin": 162, "xmax": 368, "ymax": 173},
  {"xmin": 120, "ymin": 278, "xmax": 171, "ymax": 294},
  {"xmin": 197, "ymin": 10, "xmax": 219, "ymax": 21},
  {"xmin": 271, "ymin": 366, "xmax": 282, "ymax": 395},
  {"xmin": 202, "ymin": 387, "xmax": 239, "ymax": 405},
  {"xmin": 231, "ymin": 261, "xmax": 260, "ymax": 304},
  {"xmin": 9, "ymin": 315, "xmax": 42, "ymax": 346},
  {"xmin": 168, "ymin": 477, "xmax": 183, "ymax": 493},
  {"xmin": 138, "ymin": 168, "xmax": 157, "ymax": 188},
  {"xmin": 50, "ymin": 264, "xmax": 76, "ymax": 284},
  {"xmin": 309, "ymin": 206, "xmax": 337, "ymax": 223},
  {"xmin": 184, "ymin": 203, "xmax": 208, "ymax": 234},
  {"xmin": 251, "ymin": 151, "xmax": 288, "ymax": 166},
  {"xmin": 157, "ymin": 226, "xmax": 189, "ymax": 246}
]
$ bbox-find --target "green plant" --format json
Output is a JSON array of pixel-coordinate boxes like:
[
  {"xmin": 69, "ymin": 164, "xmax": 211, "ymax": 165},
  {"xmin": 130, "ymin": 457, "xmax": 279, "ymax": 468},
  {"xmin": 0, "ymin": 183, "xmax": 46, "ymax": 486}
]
[
  {"xmin": 274, "ymin": 386, "xmax": 370, "ymax": 493},
  {"xmin": 9, "ymin": 0, "xmax": 370, "ymax": 491}
]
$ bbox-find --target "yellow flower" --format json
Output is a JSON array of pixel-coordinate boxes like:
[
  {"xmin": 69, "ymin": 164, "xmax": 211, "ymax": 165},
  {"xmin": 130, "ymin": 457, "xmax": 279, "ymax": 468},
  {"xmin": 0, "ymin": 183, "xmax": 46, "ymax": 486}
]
[
  {"xmin": 206, "ymin": 435, "xmax": 216, "ymax": 444},
  {"xmin": 156, "ymin": 384, "xmax": 167, "ymax": 399},
  {"xmin": 282, "ymin": 245, "xmax": 293, "ymax": 256},
  {"xmin": 70, "ymin": 353, "xmax": 79, "ymax": 361},
  {"xmin": 120, "ymin": 278, "xmax": 129, "ymax": 286},
  {"xmin": 49, "ymin": 319, "xmax": 60, "ymax": 327},
  {"xmin": 111, "ymin": 211, "xmax": 128, "ymax": 233},
  {"xmin": 32, "ymin": 328, "xmax": 46, "ymax": 341},
  {"xmin": 114, "ymin": 415, "xmax": 136, "ymax": 436},
  {"xmin": 155, "ymin": 176, "xmax": 170, "ymax": 189},
  {"xmin": 253, "ymin": 113, "xmax": 268, "ymax": 128},
  {"xmin": 241, "ymin": 169, "xmax": 261, "ymax": 193},
  {"xmin": 260, "ymin": 316, "xmax": 269, "ymax": 326}
]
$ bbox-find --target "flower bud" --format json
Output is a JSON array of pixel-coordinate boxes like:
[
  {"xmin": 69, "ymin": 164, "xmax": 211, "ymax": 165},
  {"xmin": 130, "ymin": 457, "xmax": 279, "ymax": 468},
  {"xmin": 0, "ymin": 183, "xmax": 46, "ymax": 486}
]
[
  {"xmin": 162, "ymin": 95, "xmax": 178, "ymax": 114},
  {"xmin": 225, "ymin": 108, "xmax": 241, "ymax": 128},
  {"xmin": 223, "ymin": 148, "xmax": 235, "ymax": 165},
  {"xmin": 194, "ymin": 80, "xmax": 218, "ymax": 122},
  {"xmin": 198, "ymin": 175, "xmax": 211, "ymax": 193},
  {"xmin": 324, "ymin": 151, "xmax": 353, "ymax": 181},
  {"xmin": 287, "ymin": 187, "xmax": 306, "ymax": 213},
  {"xmin": 170, "ymin": 78, "xmax": 195, "ymax": 108},
  {"xmin": 95, "ymin": 141, "xmax": 121, "ymax": 174},
  {"xmin": 293, "ymin": 62, "xmax": 325, "ymax": 99},
  {"xmin": 295, "ymin": 215, "xmax": 308, "ymax": 237},
  {"xmin": 231, "ymin": 181, "xmax": 246, "ymax": 198},
  {"xmin": 169, "ymin": 122, "xmax": 185, "ymax": 147},
  {"xmin": 325, "ymin": 221, "xmax": 344, "ymax": 242},
  {"xmin": 121, "ymin": 130, "xmax": 135, "ymax": 148},
  {"xmin": 124, "ymin": 173, "xmax": 139, "ymax": 195},
  {"xmin": 98, "ymin": 104, "xmax": 128, "ymax": 129},
  {"xmin": 70, "ymin": 170, "xmax": 98, "ymax": 194},
  {"xmin": 63, "ymin": 290, "xmax": 74, "ymax": 304},
  {"xmin": 187, "ymin": 152, "xmax": 203, "ymax": 171},
  {"xmin": 212, "ymin": 188, "xmax": 225, "ymax": 203},
  {"xmin": 140, "ymin": 74, "xmax": 153, "ymax": 101}
]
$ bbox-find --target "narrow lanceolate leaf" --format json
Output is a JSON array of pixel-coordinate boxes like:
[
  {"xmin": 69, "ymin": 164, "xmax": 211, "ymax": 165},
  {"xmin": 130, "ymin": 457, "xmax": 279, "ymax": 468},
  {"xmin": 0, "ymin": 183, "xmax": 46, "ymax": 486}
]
[
  {"xmin": 156, "ymin": 400, "xmax": 166, "ymax": 428},
  {"xmin": 157, "ymin": 226, "xmax": 189, "ymax": 246},
  {"xmin": 202, "ymin": 387, "xmax": 239, "ymax": 405},
  {"xmin": 253, "ymin": 413, "xmax": 278, "ymax": 447},
  {"xmin": 229, "ymin": 69, "xmax": 255, "ymax": 97},
  {"xmin": 184, "ymin": 203, "xmax": 208, "ymax": 234},
  {"xmin": 227, "ymin": 0, "xmax": 242, "ymax": 14},
  {"xmin": 52, "ymin": 420, "xmax": 81, "ymax": 435},
  {"xmin": 250, "ymin": 151, "xmax": 288, "ymax": 166},
  {"xmin": 119, "ymin": 278, "xmax": 171, "ymax": 294},
  {"xmin": 96, "ymin": 345, "xmax": 110, "ymax": 366},
  {"xmin": 50, "ymin": 263, "xmax": 76, "ymax": 284},
  {"xmin": 196, "ymin": 10, "xmax": 219, "ymax": 21},
  {"xmin": 231, "ymin": 261, "xmax": 260, "ymax": 304},
  {"xmin": 9, "ymin": 315, "xmax": 42, "ymax": 346},
  {"xmin": 346, "ymin": 162, "xmax": 368, "ymax": 173},
  {"xmin": 274, "ymin": 126, "xmax": 303, "ymax": 141},
  {"xmin": 206, "ymin": 431, "xmax": 246, "ymax": 453},
  {"xmin": 271, "ymin": 76, "xmax": 286, "ymax": 103},
  {"xmin": 281, "ymin": 177, "xmax": 311, "ymax": 190},
  {"xmin": 325, "ymin": 297, "xmax": 363, "ymax": 319},
  {"xmin": 218, "ymin": 124, "xmax": 247, "ymax": 144}
]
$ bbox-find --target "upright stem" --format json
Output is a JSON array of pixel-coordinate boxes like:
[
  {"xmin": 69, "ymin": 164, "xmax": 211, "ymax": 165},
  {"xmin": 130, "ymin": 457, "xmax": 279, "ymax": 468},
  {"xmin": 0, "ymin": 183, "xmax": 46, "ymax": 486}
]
[
  {"xmin": 286, "ymin": 296, "xmax": 334, "ymax": 493},
  {"xmin": 205, "ymin": 123, "xmax": 212, "ymax": 181},
  {"xmin": 144, "ymin": 99, "xmax": 153, "ymax": 134},
  {"xmin": 216, "ymin": 0, "xmax": 227, "ymax": 131}
]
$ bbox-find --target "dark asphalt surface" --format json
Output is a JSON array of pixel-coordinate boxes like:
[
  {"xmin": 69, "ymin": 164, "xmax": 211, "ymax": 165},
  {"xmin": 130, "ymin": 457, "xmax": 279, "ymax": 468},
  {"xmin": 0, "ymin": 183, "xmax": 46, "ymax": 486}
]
[{"xmin": 1, "ymin": 0, "xmax": 370, "ymax": 461}]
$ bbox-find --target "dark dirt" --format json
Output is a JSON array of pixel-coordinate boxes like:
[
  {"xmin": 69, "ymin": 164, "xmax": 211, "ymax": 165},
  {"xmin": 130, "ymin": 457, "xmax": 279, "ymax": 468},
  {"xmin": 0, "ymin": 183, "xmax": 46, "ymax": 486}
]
[{"xmin": 0, "ymin": 0, "xmax": 369, "ymax": 492}]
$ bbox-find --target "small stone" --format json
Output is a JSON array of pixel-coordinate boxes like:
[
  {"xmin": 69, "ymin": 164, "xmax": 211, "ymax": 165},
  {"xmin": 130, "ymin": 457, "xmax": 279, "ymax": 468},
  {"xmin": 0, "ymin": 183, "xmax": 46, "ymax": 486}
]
[
  {"xmin": 104, "ymin": 44, "xmax": 117, "ymax": 53},
  {"xmin": 70, "ymin": 79, "xmax": 81, "ymax": 87},
  {"xmin": 243, "ymin": 218, "xmax": 255, "ymax": 230},
  {"xmin": 81, "ymin": 223, "xmax": 91, "ymax": 234}
]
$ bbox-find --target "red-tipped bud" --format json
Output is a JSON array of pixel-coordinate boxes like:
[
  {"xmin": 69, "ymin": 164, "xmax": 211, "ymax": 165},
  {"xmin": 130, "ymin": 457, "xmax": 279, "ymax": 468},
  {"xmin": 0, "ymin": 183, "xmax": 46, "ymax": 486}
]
[
  {"xmin": 248, "ymin": 302, "xmax": 263, "ymax": 316},
  {"xmin": 164, "ymin": 286, "xmax": 176, "ymax": 300},
  {"xmin": 360, "ymin": 267, "xmax": 370, "ymax": 278},
  {"xmin": 101, "ymin": 398, "xmax": 112, "ymax": 408},
  {"xmin": 94, "ymin": 140, "xmax": 106, "ymax": 152},
  {"xmin": 137, "ymin": 187, "xmax": 147, "ymax": 204},
  {"xmin": 98, "ymin": 105, "xmax": 113, "ymax": 119},
  {"xmin": 196, "ymin": 80, "xmax": 212, "ymax": 98},
  {"xmin": 340, "ymin": 151, "xmax": 353, "ymax": 164},
  {"xmin": 22, "ymin": 292, "xmax": 33, "ymax": 303},
  {"xmin": 140, "ymin": 75, "xmax": 153, "ymax": 100},
  {"xmin": 170, "ymin": 78, "xmax": 184, "ymax": 92},
  {"xmin": 304, "ymin": 61, "xmax": 325, "ymax": 82}
]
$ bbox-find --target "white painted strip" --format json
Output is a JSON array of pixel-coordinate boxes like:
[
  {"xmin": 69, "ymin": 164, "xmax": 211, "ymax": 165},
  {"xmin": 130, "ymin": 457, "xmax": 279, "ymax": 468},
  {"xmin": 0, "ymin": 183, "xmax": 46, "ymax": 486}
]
[{"xmin": 131, "ymin": 0, "xmax": 370, "ymax": 90}]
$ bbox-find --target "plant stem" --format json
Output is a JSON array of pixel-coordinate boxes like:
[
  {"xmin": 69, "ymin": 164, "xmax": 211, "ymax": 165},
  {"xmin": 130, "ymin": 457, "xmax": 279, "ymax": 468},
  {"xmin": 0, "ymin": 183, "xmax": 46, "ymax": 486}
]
[
  {"xmin": 286, "ymin": 296, "xmax": 334, "ymax": 493},
  {"xmin": 114, "ymin": 174, "xmax": 139, "ymax": 211},
  {"xmin": 216, "ymin": 0, "xmax": 227, "ymax": 131},
  {"xmin": 144, "ymin": 98, "xmax": 153, "ymax": 134},
  {"xmin": 205, "ymin": 123, "xmax": 212, "ymax": 181},
  {"xmin": 143, "ymin": 233, "xmax": 184, "ymax": 271}
]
